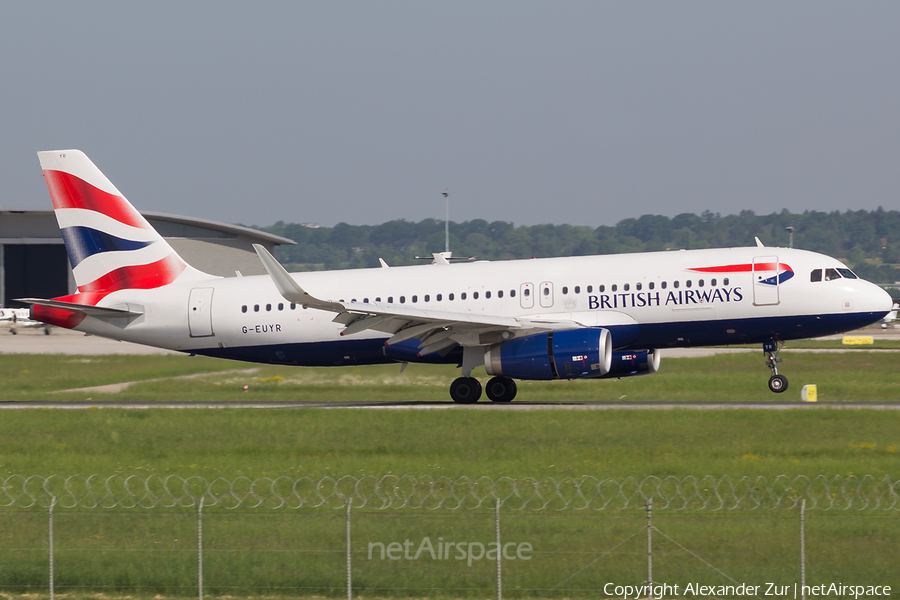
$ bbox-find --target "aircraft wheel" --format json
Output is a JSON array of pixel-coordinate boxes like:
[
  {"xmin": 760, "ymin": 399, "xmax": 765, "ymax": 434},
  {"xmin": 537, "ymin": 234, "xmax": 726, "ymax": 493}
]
[
  {"xmin": 768, "ymin": 374, "xmax": 789, "ymax": 393},
  {"xmin": 450, "ymin": 377, "xmax": 482, "ymax": 404},
  {"xmin": 486, "ymin": 376, "xmax": 517, "ymax": 402}
]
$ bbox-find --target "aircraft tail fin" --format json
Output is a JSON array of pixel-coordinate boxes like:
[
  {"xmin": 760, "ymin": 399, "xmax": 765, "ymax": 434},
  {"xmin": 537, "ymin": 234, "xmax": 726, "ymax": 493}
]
[{"xmin": 37, "ymin": 150, "xmax": 211, "ymax": 306}]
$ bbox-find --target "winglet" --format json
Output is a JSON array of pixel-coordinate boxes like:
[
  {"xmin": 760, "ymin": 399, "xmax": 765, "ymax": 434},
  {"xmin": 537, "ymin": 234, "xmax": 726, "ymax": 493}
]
[
  {"xmin": 252, "ymin": 244, "xmax": 345, "ymax": 312},
  {"xmin": 755, "ymin": 237, "xmax": 765, "ymax": 248}
]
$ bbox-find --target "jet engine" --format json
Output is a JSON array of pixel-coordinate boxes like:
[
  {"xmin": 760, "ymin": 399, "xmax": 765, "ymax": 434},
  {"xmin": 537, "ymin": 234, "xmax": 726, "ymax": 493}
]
[
  {"xmin": 597, "ymin": 349, "xmax": 661, "ymax": 378},
  {"xmin": 484, "ymin": 328, "xmax": 613, "ymax": 380}
]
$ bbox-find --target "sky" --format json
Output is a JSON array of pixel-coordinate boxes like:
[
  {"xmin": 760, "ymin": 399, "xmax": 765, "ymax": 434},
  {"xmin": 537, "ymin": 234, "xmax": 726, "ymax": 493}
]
[{"xmin": 2, "ymin": 2, "xmax": 899, "ymax": 229}]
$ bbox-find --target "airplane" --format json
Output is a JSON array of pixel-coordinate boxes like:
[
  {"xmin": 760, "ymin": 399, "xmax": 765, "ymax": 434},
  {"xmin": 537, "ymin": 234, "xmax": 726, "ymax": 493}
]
[
  {"xmin": 19, "ymin": 150, "xmax": 892, "ymax": 402},
  {"xmin": 0, "ymin": 307, "xmax": 51, "ymax": 334}
]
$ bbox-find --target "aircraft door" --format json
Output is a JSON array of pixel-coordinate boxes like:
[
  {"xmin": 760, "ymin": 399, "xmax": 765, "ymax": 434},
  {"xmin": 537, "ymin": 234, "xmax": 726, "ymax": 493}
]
[
  {"xmin": 520, "ymin": 283, "xmax": 534, "ymax": 309},
  {"xmin": 539, "ymin": 281, "xmax": 554, "ymax": 308},
  {"xmin": 752, "ymin": 256, "xmax": 780, "ymax": 306},
  {"xmin": 188, "ymin": 287, "xmax": 215, "ymax": 337}
]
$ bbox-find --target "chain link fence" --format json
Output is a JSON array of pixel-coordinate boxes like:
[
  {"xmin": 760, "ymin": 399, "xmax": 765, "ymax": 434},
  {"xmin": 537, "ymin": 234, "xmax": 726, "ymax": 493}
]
[
  {"xmin": 2, "ymin": 473, "xmax": 898, "ymax": 511},
  {"xmin": 2, "ymin": 474, "xmax": 898, "ymax": 598}
]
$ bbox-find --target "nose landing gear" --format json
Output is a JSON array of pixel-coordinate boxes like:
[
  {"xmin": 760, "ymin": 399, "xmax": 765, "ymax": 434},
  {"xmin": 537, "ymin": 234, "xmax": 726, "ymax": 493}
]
[{"xmin": 764, "ymin": 339, "xmax": 788, "ymax": 393}]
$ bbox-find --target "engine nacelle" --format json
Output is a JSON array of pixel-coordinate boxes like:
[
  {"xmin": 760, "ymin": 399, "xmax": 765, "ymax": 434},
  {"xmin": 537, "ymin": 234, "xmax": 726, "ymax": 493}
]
[
  {"xmin": 484, "ymin": 328, "xmax": 613, "ymax": 380},
  {"xmin": 597, "ymin": 349, "xmax": 661, "ymax": 378}
]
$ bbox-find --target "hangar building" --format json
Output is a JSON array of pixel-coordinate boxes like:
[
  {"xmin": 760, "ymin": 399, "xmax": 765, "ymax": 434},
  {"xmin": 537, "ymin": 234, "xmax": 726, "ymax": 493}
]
[{"xmin": 0, "ymin": 208, "xmax": 295, "ymax": 308}]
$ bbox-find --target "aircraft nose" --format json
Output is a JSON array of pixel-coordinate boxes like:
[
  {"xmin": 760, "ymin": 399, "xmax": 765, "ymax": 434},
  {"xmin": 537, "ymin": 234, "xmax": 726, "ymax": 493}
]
[{"xmin": 872, "ymin": 284, "xmax": 894, "ymax": 316}]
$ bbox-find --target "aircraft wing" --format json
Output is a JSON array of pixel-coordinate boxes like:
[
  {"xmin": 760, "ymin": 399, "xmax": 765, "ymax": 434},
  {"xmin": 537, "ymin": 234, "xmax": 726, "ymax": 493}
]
[{"xmin": 254, "ymin": 245, "xmax": 635, "ymax": 357}]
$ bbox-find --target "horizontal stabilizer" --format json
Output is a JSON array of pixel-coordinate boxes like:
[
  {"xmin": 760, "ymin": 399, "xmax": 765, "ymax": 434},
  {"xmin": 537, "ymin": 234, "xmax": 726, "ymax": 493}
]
[{"xmin": 16, "ymin": 298, "xmax": 144, "ymax": 319}]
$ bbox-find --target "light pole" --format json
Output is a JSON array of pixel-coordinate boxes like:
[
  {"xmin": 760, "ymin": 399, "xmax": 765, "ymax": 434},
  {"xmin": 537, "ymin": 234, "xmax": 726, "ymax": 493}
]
[
  {"xmin": 785, "ymin": 226, "xmax": 794, "ymax": 249},
  {"xmin": 442, "ymin": 189, "xmax": 449, "ymax": 253}
]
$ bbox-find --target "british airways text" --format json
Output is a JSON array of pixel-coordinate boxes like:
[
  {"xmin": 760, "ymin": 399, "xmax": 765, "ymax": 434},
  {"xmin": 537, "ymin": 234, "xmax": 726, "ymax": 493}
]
[{"xmin": 588, "ymin": 287, "xmax": 744, "ymax": 310}]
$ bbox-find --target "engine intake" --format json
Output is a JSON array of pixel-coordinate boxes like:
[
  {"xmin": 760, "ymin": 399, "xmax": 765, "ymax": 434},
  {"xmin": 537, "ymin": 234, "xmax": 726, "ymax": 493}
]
[{"xmin": 484, "ymin": 328, "xmax": 613, "ymax": 380}]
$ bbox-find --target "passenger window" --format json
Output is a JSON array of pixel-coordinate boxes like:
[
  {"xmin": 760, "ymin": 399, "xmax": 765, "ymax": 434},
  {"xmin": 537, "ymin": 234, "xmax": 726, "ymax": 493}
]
[
  {"xmin": 388, "ymin": 296, "xmax": 394, "ymax": 303},
  {"xmin": 424, "ymin": 295, "xmax": 429, "ymax": 302},
  {"xmin": 400, "ymin": 296, "xmax": 406, "ymax": 303},
  {"xmin": 673, "ymin": 281, "xmax": 679, "ymax": 289},
  {"xmin": 449, "ymin": 293, "xmax": 455, "ymax": 301},
  {"xmin": 278, "ymin": 303, "xmax": 284, "ymax": 311},
  {"xmin": 241, "ymin": 305, "xmax": 247, "ymax": 313},
  {"xmin": 686, "ymin": 280, "xmax": 691, "ymax": 288},
  {"xmin": 290, "ymin": 303, "xmax": 296, "ymax": 310},
  {"xmin": 724, "ymin": 278, "xmax": 729, "ymax": 286},
  {"xmin": 649, "ymin": 282, "xmax": 654, "ymax": 290},
  {"xmin": 266, "ymin": 303, "xmax": 272, "ymax": 311},
  {"xmin": 711, "ymin": 279, "xmax": 716, "ymax": 287},
  {"xmin": 825, "ymin": 268, "xmax": 841, "ymax": 281},
  {"xmin": 375, "ymin": 297, "xmax": 381, "ymax": 303},
  {"xmin": 473, "ymin": 291, "xmax": 479, "ymax": 299},
  {"xmin": 599, "ymin": 285, "xmax": 605, "ymax": 292},
  {"xmin": 636, "ymin": 283, "xmax": 642, "ymax": 291},
  {"xmin": 562, "ymin": 286, "xmax": 568, "ymax": 295},
  {"xmin": 543, "ymin": 287, "xmax": 550, "ymax": 296},
  {"xmin": 698, "ymin": 280, "xmax": 704, "ymax": 287},
  {"xmin": 510, "ymin": 290, "xmax": 516, "ymax": 297},
  {"xmin": 498, "ymin": 290, "xmax": 503, "ymax": 298},
  {"xmin": 254, "ymin": 304, "xmax": 260, "ymax": 312},
  {"xmin": 575, "ymin": 286, "xmax": 580, "ymax": 294},
  {"xmin": 363, "ymin": 298, "xmax": 369, "ymax": 304},
  {"xmin": 587, "ymin": 285, "xmax": 593, "ymax": 293},
  {"xmin": 485, "ymin": 291, "xmax": 491, "ymax": 299},
  {"xmin": 461, "ymin": 292, "xmax": 467, "ymax": 300},
  {"xmin": 661, "ymin": 282, "xmax": 667, "ymax": 289},
  {"xmin": 611, "ymin": 284, "xmax": 617, "ymax": 292},
  {"xmin": 624, "ymin": 283, "xmax": 630, "ymax": 291},
  {"xmin": 810, "ymin": 269, "xmax": 822, "ymax": 282},
  {"xmin": 523, "ymin": 289, "xmax": 529, "ymax": 297},
  {"xmin": 412, "ymin": 295, "xmax": 417, "ymax": 303},
  {"xmin": 437, "ymin": 294, "xmax": 442, "ymax": 301}
]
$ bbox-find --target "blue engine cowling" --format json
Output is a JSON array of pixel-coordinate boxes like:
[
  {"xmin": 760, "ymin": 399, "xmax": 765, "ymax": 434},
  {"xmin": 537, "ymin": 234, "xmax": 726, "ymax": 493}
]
[
  {"xmin": 596, "ymin": 349, "xmax": 661, "ymax": 378},
  {"xmin": 484, "ymin": 328, "xmax": 613, "ymax": 380}
]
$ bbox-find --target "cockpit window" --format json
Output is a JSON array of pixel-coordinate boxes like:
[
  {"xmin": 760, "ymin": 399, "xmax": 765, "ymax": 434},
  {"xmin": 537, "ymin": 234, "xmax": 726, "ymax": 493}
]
[
  {"xmin": 810, "ymin": 269, "xmax": 822, "ymax": 282},
  {"xmin": 824, "ymin": 268, "xmax": 841, "ymax": 281},
  {"xmin": 837, "ymin": 268, "xmax": 858, "ymax": 279}
]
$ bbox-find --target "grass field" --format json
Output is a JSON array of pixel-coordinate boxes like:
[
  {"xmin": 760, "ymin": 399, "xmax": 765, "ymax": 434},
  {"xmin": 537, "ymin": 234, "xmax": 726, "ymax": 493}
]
[
  {"xmin": 3, "ymin": 348, "xmax": 900, "ymax": 403},
  {"xmin": 0, "ymin": 351, "xmax": 898, "ymax": 597}
]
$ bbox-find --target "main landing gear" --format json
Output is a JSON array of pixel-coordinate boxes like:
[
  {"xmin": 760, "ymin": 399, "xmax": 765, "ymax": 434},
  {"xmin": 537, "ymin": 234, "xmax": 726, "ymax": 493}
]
[
  {"xmin": 764, "ymin": 339, "xmax": 788, "ymax": 393},
  {"xmin": 449, "ymin": 376, "xmax": 518, "ymax": 403}
]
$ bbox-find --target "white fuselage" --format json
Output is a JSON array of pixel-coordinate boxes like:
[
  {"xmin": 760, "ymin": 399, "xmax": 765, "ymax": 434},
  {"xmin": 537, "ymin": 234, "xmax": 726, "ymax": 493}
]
[{"xmin": 68, "ymin": 246, "xmax": 892, "ymax": 367}]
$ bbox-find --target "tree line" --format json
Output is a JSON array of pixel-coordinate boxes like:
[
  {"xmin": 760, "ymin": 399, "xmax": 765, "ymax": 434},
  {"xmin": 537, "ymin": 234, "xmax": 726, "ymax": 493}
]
[{"xmin": 257, "ymin": 208, "xmax": 900, "ymax": 284}]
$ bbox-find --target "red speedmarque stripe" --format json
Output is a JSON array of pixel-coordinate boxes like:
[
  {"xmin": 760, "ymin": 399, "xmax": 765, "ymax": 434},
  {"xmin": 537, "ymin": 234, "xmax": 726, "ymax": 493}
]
[
  {"xmin": 77, "ymin": 254, "xmax": 187, "ymax": 296},
  {"xmin": 688, "ymin": 262, "xmax": 792, "ymax": 273}
]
